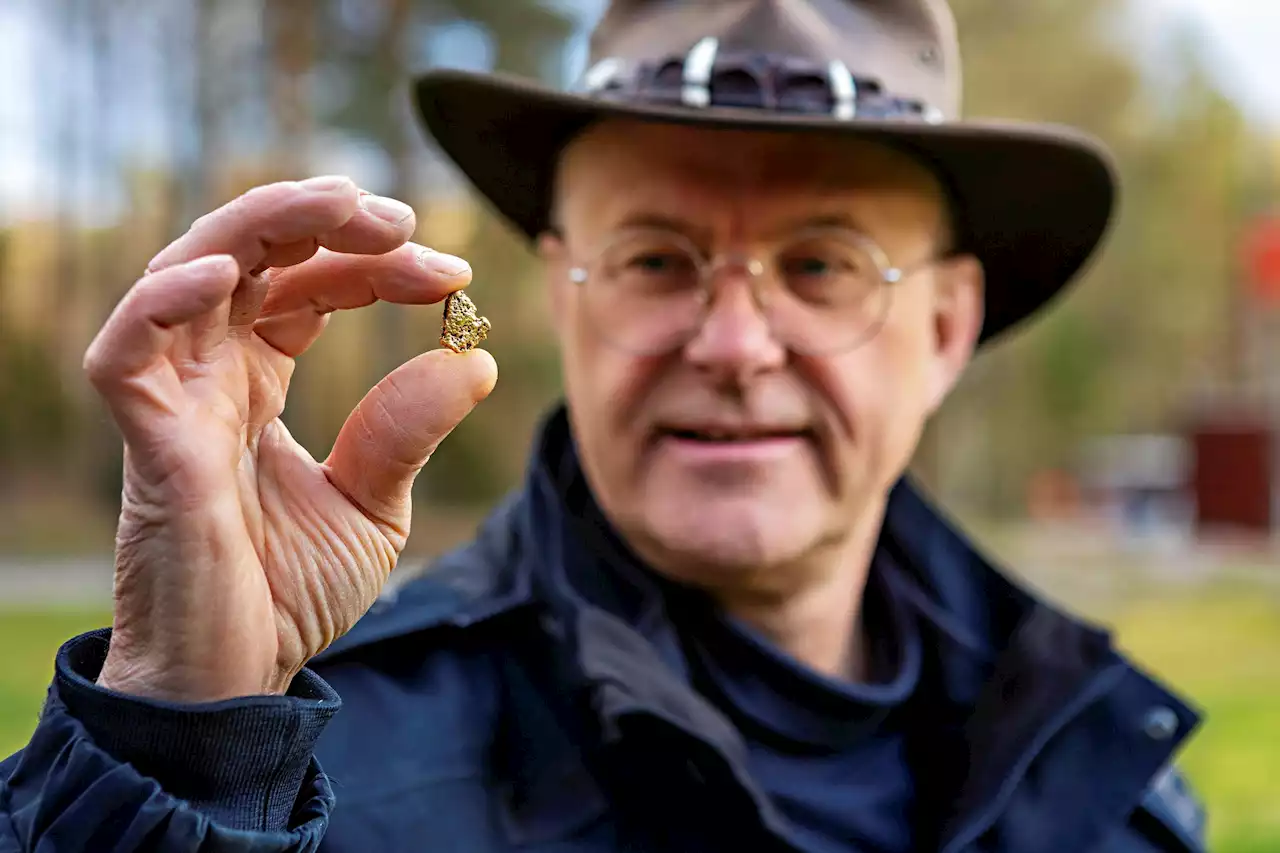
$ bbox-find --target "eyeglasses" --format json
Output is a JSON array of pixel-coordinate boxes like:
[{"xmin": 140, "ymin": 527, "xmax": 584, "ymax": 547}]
[{"xmin": 566, "ymin": 226, "xmax": 940, "ymax": 356}]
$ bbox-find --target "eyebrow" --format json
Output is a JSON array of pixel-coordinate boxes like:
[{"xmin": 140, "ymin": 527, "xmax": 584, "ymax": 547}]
[
  {"xmin": 612, "ymin": 212, "xmax": 710, "ymax": 239},
  {"xmin": 781, "ymin": 213, "xmax": 870, "ymax": 233},
  {"xmin": 608, "ymin": 211, "xmax": 878, "ymax": 242}
]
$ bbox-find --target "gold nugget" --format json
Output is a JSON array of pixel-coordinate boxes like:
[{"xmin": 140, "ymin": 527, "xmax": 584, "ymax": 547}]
[{"xmin": 440, "ymin": 290, "xmax": 492, "ymax": 353}]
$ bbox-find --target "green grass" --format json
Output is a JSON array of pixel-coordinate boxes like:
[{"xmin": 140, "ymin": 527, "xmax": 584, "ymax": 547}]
[
  {"xmin": 1, "ymin": 590, "xmax": 1276, "ymax": 850},
  {"xmin": 0, "ymin": 608, "xmax": 110, "ymax": 757},
  {"xmin": 1108, "ymin": 590, "xmax": 1280, "ymax": 852}
]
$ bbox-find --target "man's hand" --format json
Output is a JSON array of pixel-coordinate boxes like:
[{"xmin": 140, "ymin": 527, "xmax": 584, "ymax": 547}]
[{"xmin": 84, "ymin": 176, "xmax": 497, "ymax": 703}]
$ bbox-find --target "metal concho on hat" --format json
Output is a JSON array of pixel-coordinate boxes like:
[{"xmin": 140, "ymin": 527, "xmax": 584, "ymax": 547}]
[{"xmin": 578, "ymin": 36, "xmax": 947, "ymax": 126}]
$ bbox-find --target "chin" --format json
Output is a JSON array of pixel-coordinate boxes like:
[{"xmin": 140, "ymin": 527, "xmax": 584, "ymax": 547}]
[{"xmin": 639, "ymin": 488, "xmax": 831, "ymax": 582}]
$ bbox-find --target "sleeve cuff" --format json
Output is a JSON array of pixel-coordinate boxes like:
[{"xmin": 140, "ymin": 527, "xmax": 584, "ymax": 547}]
[{"xmin": 53, "ymin": 629, "xmax": 341, "ymax": 833}]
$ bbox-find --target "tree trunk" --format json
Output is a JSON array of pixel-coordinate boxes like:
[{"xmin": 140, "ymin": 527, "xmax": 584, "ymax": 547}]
[
  {"xmin": 266, "ymin": 0, "xmax": 316, "ymax": 179},
  {"xmin": 374, "ymin": 0, "xmax": 415, "ymax": 382}
]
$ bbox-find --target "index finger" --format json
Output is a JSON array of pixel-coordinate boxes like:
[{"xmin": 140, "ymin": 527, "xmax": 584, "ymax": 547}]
[{"xmin": 147, "ymin": 176, "xmax": 417, "ymax": 277}]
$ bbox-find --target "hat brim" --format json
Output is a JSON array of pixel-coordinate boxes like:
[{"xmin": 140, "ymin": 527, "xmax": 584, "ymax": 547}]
[{"xmin": 413, "ymin": 68, "xmax": 1118, "ymax": 347}]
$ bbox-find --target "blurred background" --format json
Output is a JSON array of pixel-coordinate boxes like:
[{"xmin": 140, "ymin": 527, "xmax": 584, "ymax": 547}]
[{"xmin": 0, "ymin": 0, "xmax": 1276, "ymax": 848}]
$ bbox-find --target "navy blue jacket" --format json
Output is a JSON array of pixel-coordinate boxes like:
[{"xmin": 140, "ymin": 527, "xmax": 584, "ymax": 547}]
[{"xmin": 1, "ymin": 408, "xmax": 1207, "ymax": 852}]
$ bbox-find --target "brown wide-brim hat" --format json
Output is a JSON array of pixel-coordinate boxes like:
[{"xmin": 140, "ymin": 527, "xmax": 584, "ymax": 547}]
[{"xmin": 412, "ymin": 0, "xmax": 1118, "ymax": 347}]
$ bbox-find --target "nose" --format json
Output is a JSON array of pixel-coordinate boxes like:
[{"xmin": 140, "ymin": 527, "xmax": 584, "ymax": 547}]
[{"xmin": 682, "ymin": 272, "xmax": 788, "ymax": 377}]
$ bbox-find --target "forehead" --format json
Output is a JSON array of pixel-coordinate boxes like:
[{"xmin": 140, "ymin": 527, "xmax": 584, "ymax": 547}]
[{"xmin": 554, "ymin": 119, "xmax": 946, "ymax": 241}]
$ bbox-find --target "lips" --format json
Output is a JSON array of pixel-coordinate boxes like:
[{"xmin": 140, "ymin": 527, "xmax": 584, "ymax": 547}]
[{"xmin": 660, "ymin": 426, "xmax": 812, "ymax": 442}]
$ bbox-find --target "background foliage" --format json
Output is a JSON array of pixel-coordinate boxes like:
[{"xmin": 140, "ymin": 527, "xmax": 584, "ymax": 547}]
[{"xmin": 1, "ymin": 0, "xmax": 1272, "ymax": 520}]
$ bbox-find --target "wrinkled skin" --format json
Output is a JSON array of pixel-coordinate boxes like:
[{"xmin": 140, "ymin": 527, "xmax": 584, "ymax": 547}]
[{"xmin": 88, "ymin": 176, "xmax": 496, "ymax": 702}]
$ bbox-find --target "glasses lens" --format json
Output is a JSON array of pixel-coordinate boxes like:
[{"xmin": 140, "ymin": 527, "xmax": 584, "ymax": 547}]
[
  {"xmin": 583, "ymin": 229, "xmax": 707, "ymax": 353},
  {"xmin": 766, "ymin": 231, "xmax": 893, "ymax": 354}
]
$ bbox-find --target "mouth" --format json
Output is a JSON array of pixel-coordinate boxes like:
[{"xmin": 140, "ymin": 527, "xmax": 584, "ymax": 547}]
[
  {"xmin": 660, "ymin": 427, "xmax": 813, "ymax": 443},
  {"xmin": 654, "ymin": 425, "xmax": 816, "ymax": 464}
]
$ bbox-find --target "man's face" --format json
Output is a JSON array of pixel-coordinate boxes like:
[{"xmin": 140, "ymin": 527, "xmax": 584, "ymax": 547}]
[{"xmin": 541, "ymin": 120, "xmax": 983, "ymax": 595}]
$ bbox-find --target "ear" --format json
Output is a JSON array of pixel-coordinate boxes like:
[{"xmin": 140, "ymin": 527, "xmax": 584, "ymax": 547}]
[
  {"xmin": 538, "ymin": 231, "xmax": 570, "ymax": 336},
  {"xmin": 926, "ymin": 254, "xmax": 984, "ymax": 413}
]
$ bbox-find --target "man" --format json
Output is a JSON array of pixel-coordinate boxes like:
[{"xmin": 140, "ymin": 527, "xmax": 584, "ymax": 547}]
[{"xmin": 0, "ymin": 1, "xmax": 1207, "ymax": 851}]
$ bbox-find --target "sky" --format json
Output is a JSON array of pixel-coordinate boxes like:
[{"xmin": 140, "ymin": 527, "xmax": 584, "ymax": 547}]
[
  {"xmin": 0, "ymin": 0, "xmax": 1276, "ymax": 225},
  {"xmin": 1131, "ymin": 0, "xmax": 1280, "ymax": 127},
  {"xmin": 0, "ymin": 2, "xmax": 47, "ymax": 222}
]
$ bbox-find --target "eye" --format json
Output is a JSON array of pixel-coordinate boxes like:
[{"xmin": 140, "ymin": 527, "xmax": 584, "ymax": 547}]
[
  {"xmin": 598, "ymin": 229, "xmax": 703, "ymax": 295},
  {"xmin": 782, "ymin": 255, "xmax": 839, "ymax": 278},
  {"xmin": 628, "ymin": 252, "xmax": 687, "ymax": 273},
  {"xmin": 778, "ymin": 239, "xmax": 876, "ymax": 305},
  {"xmin": 616, "ymin": 247, "xmax": 700, "ymax": 290}
]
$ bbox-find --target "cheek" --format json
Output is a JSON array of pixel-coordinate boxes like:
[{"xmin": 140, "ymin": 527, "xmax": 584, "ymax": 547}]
[
  {"xmin": 560, "ymin": 313, "xmax": 667, "ymax": 489},
  {"xmin": 562, "ymin": 319, "xmax": 655, "ymax": 428},
  {"xmin": 826, "ymin": 325, "xmax": 935, "ymax": 482}
]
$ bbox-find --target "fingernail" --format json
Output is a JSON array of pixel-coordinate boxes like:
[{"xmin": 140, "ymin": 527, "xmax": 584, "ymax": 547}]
[
  {"xmin": 188, "ymin": 254, "xmax": 238, "ymax": 275},
  {"xmin": 417, "ymin": 247, "xmax": 470, "ymax": 277},
  {"xmin": 299, "ymin": 175, "xmax": 353, "ymax": 191},
  {"xmin": 359, "ymin": 193, "xmax": 414, "ymax": 224}
]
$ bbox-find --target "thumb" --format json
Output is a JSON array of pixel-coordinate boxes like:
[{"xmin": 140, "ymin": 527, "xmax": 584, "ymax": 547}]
[{"xmin": 325, "ymin": 348, "xmax": 497, "ymax": 524}]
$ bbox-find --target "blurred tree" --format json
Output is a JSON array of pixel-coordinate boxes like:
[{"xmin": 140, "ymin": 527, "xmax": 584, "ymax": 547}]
[
  {"xmin": 917, "ymin": 0, "xmax": 1260, "ymax": 514},
  {"xmin": 415, "ymin": 0, "xmax": 578, "ymax": 504},
  {"xmin": 0, "ymin": 323, "xmax": 75, "ymax": 473},
  {"xmin": 186, "ymin": 0, "xmax": 225, "ymax": 222},
  {"xmin": 51, "ymin": 0, "xmax": 86, "ymax": 374},
  {"xmin": 374, "ymin": 0, "xmax": 416, "ymax": 383},
  {"xmin": 267, "ymin": 0, "xmax": 318, "ymax": 177},
  {"xmin": 287, "ymin": 0, "xmax": 577, "ymax": 505}
]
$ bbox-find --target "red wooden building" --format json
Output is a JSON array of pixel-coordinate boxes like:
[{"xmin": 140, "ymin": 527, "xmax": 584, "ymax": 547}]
[{"xmin": 1188, "ymin": 416, "xmax": 1275, "ymax": 534}]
